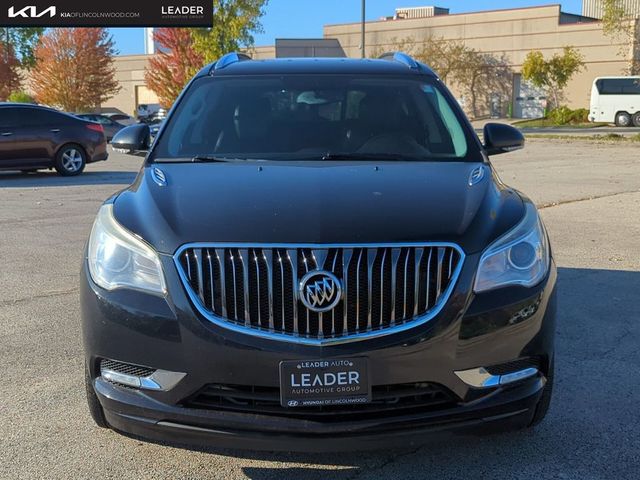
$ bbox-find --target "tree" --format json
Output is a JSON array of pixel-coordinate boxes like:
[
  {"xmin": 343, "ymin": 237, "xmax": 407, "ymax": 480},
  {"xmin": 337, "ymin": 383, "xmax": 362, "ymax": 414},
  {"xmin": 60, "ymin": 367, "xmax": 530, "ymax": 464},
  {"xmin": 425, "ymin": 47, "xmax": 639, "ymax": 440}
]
[
  {"xmin": 601, "ymin": 0, "xmax": 640, "ymax": 74},
  {"xmin": 413, "ymin": 36, "xmax": 469, "ymax": 85},
  {"xmin": 0, "ymin": 43, "xmax": 21, "ymax": 101},
  {"xmin": 457, "ymin": 50, "xmax": 513, "ymax": 118},
  {"xmin": 521, "ymin": 47, "xmax": 584, "ymax": 108},
  {"xmin": 31, "ymin": 28, "xmax": 120, "ymax": 111},
  {"xmin": 370, "ymin": 36, "xmax": 513, "ymax": 118},
  {"xmin": 192, "ymin": 0, "xmax": 268, "ymax": 63},
  {"xmin": 144, "ymin": 28, "xmax": 204, "ymax": 108},
  {"xmin": 1, "ymin": 27, "xmax": 44, "ymax": 68},
  {"xmin": 145, "ymin": 1, "xmax": 268, "ymax": 108}
]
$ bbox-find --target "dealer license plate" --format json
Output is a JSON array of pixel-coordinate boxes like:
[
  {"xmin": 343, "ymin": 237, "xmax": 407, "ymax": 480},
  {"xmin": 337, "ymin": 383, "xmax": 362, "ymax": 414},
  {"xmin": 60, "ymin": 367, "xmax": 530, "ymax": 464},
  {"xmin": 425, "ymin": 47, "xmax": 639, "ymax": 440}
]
[{"xmin": 279, "ymin": 357, "xmax": 371, "ymax": 408}]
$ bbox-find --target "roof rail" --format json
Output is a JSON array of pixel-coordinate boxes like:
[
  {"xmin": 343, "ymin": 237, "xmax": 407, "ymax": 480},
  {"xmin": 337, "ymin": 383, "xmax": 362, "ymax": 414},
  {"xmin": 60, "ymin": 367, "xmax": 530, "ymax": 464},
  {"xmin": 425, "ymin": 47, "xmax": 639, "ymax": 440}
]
[
  {"xmin": 212, "ymin": 52, "xmax": 252, "ymax": 72},
  {"xmin": 378, "ymin": 51, "xmax": 419, "ymax": 70}
]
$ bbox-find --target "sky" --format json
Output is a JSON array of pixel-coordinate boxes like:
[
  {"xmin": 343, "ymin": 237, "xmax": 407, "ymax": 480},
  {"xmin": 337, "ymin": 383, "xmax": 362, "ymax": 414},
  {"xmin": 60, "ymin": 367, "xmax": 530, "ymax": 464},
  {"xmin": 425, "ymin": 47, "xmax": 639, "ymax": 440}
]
[{"xmin": 109, "ymin": 0, "xmax": 583, "ymax": 56}]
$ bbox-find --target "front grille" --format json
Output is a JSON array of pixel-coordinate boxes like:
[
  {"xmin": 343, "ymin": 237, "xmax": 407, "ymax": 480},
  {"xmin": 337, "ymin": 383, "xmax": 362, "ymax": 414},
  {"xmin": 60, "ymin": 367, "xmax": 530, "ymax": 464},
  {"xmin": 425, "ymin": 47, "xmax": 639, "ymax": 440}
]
[
  {"xmin": 99, "ymin": 359, "xmax": 155, "ymax": 378},
  {"xmin": 176, "ymin": 244, "xmax": 463, "ymax": 343},
  {"xmin": 183, "ymin": 382, "xmax": 456, "ymax": 421}
]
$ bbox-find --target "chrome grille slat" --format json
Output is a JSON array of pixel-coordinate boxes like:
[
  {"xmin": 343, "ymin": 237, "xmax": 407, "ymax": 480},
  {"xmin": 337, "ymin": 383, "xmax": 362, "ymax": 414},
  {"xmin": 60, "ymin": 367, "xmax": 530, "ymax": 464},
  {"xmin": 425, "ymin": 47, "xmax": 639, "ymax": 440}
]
[
  {"xmin": 194, "ymin": 249, "xmax": 204, "ymax": 303},
  {"xmin": 286, "ymin": 249, "xmax": 298, "ymax": 335},
  {"xmin": 366, "ymin": 248, "xmax": 376, "ymax": 331},
  {"xmin": 206, "ymin": 250, "xmax": 214, "ymax": 310},
  {"xmin": 177, "ymin": 244, "xmax": 464, "ymax": 344},
  {"xmin": 378, "ymin": 248, "xmax": 387, "ymax": 328},
  {"xmin": 402, "ymin": 248, "xmax": 410, "ymax": 319},
  {"xmin": 342, "ymin": 248, "xmax": 353, "ymax": 335},
  {"xmin": 214, "ymin": 249, "xmax": 226, "ymax": 317},
  {"xmin": 413, "ymin": 248, "xmax": 424, "ymax": 317},
  {"xmin": 390, "ymin": 248, "xmax": 401, "ymax": 325},
  {"xmin": 262, "ymin": 249, "xmax": 274, "ymax": 330},
  {"xmin": 229, "ymin": 250, "xmax": 239, "ymax": 321},
  {"xmin": 239, "ymin": 249, "xmax": 250, "ymax": 326},
  {"xmin": 425, "ymin": 248, "xmax": 433, "ymax": 310},
  {"xmin": 436, "ymin": 247, "xmax": 444, "ymax": 300},
  {"xmin": 276, "ymin": 250, "xmax": 286, "ymax": 331},
  {"xmin": 330, "ymin": 251, "xmax": 339, "ymax": 335},
  {"xmin": 355, "ymin": 249, "xmax": 364, "ymax": 331}
]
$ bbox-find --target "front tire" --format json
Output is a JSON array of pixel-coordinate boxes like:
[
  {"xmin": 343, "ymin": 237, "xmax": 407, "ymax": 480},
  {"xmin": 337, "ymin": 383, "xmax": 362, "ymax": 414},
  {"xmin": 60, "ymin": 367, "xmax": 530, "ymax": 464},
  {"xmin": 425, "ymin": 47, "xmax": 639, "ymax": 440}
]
[
  {"xmin": 55, "ymin": 144, "xmax": 86, "ymax": 176},
  {"xmin": 615, "ymin": 111, "xmax": 632, "ymax": 127},
  {"xmin": 85, "ymin": 366, "xmax": 108, "ymax": 428}
]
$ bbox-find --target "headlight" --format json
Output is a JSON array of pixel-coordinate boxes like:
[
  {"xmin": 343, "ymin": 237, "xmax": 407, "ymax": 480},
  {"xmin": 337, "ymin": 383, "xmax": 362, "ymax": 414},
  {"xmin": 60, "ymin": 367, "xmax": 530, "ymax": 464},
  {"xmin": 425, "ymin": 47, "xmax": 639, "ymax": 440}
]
[
  {"xmin": 87, "ymin": 204, "xmax": 166, "ymax": 295},
  {"xmin": 474, "ymin": 202, "xmax": 550, "ymax": 292}
]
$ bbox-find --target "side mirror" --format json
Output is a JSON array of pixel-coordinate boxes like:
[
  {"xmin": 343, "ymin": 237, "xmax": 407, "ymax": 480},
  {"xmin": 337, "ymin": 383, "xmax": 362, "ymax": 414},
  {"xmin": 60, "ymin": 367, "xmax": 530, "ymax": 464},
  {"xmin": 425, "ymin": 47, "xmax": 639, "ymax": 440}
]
[
  {"xmin": 483, "ymin": 123, "xmax": 524, "ymax": 156},
  {"xmin": 112, "ymin": 124, "xmax": 150, "ymax": 156}
]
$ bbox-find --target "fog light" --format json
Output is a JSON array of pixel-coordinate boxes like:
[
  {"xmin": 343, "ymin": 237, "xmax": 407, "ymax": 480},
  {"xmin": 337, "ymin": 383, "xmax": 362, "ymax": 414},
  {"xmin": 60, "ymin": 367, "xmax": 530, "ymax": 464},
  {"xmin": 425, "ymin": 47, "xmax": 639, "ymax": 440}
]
[{"xmin": 100, "ymin": 359, "xmax": 186, "ymax": 391}]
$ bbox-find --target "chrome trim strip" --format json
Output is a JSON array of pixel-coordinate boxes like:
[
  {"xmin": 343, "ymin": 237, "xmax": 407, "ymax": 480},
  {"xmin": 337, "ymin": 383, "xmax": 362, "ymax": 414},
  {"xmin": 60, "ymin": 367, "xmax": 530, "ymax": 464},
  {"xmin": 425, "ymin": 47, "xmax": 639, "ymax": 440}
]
[
  {"xmin": 454, "ymin": 367, "xmax": 539, "ymax": 388},
  {"xmin": 101, "ymin": 367, "xmax": 186, "ymax": 391},
  {"xmin": 173, "ymin": 242, "xmax": 465, "ymax": 346}
]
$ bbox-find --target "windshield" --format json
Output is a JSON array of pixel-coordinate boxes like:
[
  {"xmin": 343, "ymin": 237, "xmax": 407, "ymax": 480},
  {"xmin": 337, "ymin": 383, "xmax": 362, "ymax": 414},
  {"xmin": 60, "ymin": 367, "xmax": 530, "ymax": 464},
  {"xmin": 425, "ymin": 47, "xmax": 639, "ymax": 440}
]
[{"xmin": 152, "ymin": 75, "xmax": 474, "ymax": 161}]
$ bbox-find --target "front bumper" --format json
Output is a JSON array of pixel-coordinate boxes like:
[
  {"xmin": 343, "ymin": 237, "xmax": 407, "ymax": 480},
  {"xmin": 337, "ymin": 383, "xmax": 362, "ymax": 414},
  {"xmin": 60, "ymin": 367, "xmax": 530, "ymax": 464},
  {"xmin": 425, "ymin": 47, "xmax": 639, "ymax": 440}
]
[
  {"xmin": 81, "ymin": 252, "xmax": 557, "ymax": 451},
  {"xmin": 96, "ymin": 375, "xmax": 544, "ymax": 451}
]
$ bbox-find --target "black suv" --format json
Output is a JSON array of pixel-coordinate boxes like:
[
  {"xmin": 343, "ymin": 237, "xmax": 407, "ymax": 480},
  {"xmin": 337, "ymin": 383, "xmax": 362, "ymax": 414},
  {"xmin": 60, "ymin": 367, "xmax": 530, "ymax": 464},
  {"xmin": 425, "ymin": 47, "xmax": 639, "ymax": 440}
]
[
  {"xmin": 0, "ymin": 103, "xmax": 108, "ymax": 176},
  {"xmin": 82, "ymin": 53, "xmax": 556, "ymax": 451}
]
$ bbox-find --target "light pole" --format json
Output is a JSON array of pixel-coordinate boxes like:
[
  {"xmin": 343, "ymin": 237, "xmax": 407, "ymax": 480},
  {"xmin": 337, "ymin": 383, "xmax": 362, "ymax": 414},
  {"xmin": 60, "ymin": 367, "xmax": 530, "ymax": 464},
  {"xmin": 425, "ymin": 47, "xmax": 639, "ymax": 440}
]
[{"xmin": 361, "ymin": 0, "xmax": 365, "ymax": 58}]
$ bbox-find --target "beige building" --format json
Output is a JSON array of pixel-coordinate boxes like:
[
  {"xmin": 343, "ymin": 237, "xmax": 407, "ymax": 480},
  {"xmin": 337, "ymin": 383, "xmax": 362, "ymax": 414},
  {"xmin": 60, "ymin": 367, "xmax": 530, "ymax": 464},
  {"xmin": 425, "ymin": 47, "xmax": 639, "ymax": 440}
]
[
  {"xmin": 103, "ymin": 4, "xmax": 636, "ymax": 119},
  {"xmin": 105, "ymin": 55, "xmax": 157, "ymax": 117},
  {"xmin": 324, "ymin": 4, "xmax": 633, "ymax": 117},
  {"xmin": 582, "ymin": 0, "xmax": 640, "ymax": 18}
]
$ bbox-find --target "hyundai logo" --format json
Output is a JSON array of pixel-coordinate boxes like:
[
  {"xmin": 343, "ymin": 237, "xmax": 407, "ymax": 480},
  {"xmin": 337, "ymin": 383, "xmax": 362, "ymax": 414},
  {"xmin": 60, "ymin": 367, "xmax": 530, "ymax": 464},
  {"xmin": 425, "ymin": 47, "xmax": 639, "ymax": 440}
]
[{"xmin": 299, "ymin": 270, "xmax": 342, "ymax": 313}]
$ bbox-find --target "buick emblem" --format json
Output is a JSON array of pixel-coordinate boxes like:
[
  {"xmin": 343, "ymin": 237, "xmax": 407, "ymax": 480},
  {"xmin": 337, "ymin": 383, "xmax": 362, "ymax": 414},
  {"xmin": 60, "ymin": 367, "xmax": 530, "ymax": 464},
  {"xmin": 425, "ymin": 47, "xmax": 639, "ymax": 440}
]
[{"xmin": 299, "ymin": 270, "xmax": 342, "ymax": 313}]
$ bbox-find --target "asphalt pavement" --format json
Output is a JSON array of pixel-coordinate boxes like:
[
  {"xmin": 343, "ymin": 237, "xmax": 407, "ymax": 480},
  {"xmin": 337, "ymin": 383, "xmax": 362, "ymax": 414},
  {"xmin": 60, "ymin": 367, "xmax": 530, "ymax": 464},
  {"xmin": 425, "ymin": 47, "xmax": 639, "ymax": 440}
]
[{"xmin": 0, "ymin": 139, "xmax": 639, "ymax": 479}]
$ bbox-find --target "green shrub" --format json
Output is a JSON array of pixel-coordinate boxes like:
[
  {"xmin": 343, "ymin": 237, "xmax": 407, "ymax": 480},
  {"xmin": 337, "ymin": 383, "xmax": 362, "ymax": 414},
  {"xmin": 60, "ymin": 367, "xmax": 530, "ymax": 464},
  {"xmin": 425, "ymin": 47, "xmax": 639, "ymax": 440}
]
[
  {"xmin": 8, "ymin": 91, "xmax": 35, "ymax": 103},
  {"xmin": 546, "ymin": 107, "xmax": 589, "ymax": 125}
]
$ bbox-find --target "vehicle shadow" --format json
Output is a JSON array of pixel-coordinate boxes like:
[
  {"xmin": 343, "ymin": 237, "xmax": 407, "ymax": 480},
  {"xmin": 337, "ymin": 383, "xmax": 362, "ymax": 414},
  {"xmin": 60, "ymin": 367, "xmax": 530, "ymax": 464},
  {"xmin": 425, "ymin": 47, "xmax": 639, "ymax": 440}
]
[
  {"xmin": 0, "ymin": 170, "xmax": 137, "ymax": 188},
  {"xmin": 123, "ymin": 266, "xmax": 640, "ymax": 478}
]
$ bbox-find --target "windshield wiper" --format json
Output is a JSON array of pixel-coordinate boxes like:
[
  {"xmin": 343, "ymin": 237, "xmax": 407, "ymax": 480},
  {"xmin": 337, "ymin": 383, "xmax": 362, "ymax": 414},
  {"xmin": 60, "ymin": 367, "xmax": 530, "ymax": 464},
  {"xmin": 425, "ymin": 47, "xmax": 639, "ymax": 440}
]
[
  {"xmin": 191, "ymin": 155, "xmax": 237, "ymax": 163},
  {"xmin": 320, "ymin": 152, "xmax": 426, "ymax": 161}
]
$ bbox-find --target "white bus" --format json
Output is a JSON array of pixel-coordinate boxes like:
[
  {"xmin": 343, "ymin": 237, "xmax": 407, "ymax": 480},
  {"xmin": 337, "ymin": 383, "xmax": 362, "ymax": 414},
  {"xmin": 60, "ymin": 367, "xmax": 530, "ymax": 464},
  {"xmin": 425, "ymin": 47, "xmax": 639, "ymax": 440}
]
[{"xmin": 589, "ymin": 76, "xmax": 640, "ymax": 126}]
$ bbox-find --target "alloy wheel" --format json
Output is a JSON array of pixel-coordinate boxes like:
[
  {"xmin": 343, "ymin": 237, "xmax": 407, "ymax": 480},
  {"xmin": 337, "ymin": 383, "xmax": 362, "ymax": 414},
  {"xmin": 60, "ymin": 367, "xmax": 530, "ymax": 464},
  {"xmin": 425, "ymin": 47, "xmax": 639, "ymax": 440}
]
[{"xmin": 61, "ymin": 148, "xmax": 83, "ymax": 172}]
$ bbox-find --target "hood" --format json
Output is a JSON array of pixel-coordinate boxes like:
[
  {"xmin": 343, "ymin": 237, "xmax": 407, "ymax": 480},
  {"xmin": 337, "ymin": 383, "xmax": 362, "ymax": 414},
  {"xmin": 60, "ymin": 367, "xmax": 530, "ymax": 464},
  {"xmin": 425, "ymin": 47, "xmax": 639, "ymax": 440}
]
[{"xmin": 113, "ymin": 161, "xmax": 524, "ymax": 255}]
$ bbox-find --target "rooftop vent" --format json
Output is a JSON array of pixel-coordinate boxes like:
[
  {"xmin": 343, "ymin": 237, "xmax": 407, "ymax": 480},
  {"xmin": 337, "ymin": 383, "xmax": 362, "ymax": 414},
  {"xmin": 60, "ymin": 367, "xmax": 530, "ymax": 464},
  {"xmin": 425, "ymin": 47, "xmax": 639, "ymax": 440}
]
[{"xmin": 394, "ymin": 6, "xmax": 449, "ymax": 19}]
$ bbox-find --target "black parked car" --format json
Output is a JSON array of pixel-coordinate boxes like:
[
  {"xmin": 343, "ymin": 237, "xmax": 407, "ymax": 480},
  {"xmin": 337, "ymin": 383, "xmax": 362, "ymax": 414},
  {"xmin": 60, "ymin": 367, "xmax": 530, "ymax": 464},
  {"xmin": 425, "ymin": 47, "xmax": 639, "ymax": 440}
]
[
  {"xmin": 0, "ymin": 103, "xmax": 108, "ymax": 176},
  {"xmin": 82, "ymin": 53, "xmax": 556, "ymax": 451},
  {"xmin": 102, "ymin": 113, "xmax": 136, "ymax": 126},
  {"xmin": 73, "ymin": 113, "xmax": 126, "ymax": 142}
]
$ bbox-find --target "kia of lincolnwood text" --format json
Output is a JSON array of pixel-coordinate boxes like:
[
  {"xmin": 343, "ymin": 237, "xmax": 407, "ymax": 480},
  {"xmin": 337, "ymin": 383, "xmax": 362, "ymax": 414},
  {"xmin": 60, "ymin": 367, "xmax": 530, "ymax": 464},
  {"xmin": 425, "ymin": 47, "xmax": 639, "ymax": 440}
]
[{"xmin": 81, "ymin": 53, "xmax": 556, "ymax": 451}]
